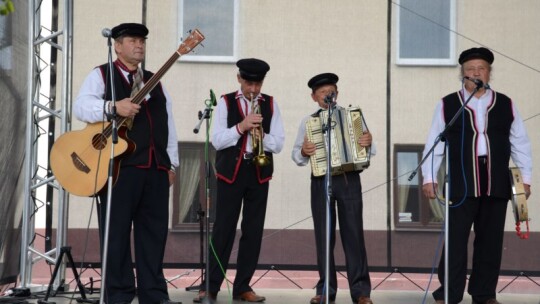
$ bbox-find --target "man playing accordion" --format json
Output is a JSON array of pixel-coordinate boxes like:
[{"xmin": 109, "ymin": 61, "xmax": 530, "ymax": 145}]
[{"xmin": 291, "ymin": 73, "xmax": 375, "ymax": 304}]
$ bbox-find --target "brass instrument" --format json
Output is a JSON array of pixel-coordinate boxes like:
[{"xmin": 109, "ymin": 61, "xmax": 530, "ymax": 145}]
[
  {"xmin": 250, "ymin": 93, "xmax": 271, "ymax": 166},
  {"xmin": 305, "ymin": 106, "xmax": 370, "ymax": 176}
]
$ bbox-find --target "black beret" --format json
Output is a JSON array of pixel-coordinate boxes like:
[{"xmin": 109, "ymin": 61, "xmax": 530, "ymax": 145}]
[
  {"xmin": 236, "ymin": 58, "xmax": 270, "ymax": 82},
  {"xmin": 458, "ymin": 47, "xmax": 494, "ymax": 65},
  {"xmin": 111, "ymin": 23, "xmax": 149, "ymax": 39},
  {"xmin": 308, "ymin": 73, "xmax": 339, "ymax": 90}
]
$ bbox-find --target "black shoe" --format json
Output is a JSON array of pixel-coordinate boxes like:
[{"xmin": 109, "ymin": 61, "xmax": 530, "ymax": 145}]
[
  {"xmin": 473, "ymin": 299, "xmax": 501, "ymax": 304},
  {"xmin": 193, "ymin": 290, "xmax": 217, "ymax": 303},
  {"xmin": 161, "ymin": 300, "xmax": 182, "ymax": 304}
]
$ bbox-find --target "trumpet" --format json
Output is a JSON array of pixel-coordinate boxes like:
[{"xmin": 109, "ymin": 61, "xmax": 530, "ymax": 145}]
[{"xmin": 250, "ymin": 93, "xmax": 271, "ymax": 167}]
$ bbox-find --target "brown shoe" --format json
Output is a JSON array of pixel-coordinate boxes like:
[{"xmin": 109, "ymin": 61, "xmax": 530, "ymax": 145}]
[
  {"xmin": 193, "ymin": 290, "xmax": 216, "ymax": 303},
  {"xmin": 310, "ymin": 295, "xmax": 335, "ymax": 304},
  {"xmin": 234, "ymin": 291, "xmax": 266, "ymax": 302},
  {"xmin": 357, "ymin": 296, "xmax": 373, "ymax": 304},
  {"xmin": 435, "ymin": 301, "xmax": 445, "ymax": 304}
]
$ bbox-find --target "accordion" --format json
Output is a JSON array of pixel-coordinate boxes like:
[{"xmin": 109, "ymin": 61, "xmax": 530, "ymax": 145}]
[{"xmin": 305, "ymin": 106, "xmax": 370, "ymax": 177}]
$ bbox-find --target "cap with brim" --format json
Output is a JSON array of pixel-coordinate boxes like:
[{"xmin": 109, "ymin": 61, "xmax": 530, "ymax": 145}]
[
  {"xmin": 458, "ymin": 47, "xmax": 494, "ymax": 65},
  {"xmin": 111, "ymin": 23, "xmax": 149, "ymax": 39},
  {"xmin": 308, "ymin": 73, "xmax": 339, "ymax": 90},
  {"xmin": 236, "ymin": 58, "xmax": 270, "ymax": 82}
]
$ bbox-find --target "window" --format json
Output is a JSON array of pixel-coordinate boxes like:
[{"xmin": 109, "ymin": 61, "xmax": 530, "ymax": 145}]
[
  {"xmin": 177, "ymin": 0, "xmax": 238, "ymax": 62},
  {"xmin": 393, "ymin": 144, "xmax": 445, "ymax": 229},
  {"xmin": 172, "ymin": 142, "xmax": 217, "ymax": 231},
  {"xmin": 396, "ymin": 0, "xmax": 456, "ymax": 66}
]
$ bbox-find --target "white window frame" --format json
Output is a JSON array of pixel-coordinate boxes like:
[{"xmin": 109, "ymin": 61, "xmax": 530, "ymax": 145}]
[
  {"xmin": 396, "ymin": 0, "xmax": 457, "ymax": 66},
  {"xmin": 177, "ymin": 0, "xmax": 239, "ymax": 63}
]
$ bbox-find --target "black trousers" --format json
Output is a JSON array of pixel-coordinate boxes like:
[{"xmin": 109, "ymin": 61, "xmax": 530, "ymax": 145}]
[
  {"xmin": 311, "ymin": 171, "xmax": 371, "ymax": 302},
  {"xmin": 433, "ymin": 159, "xmax": 508, "ymax": 304},
  {"xmin": 98, "ymin": 166, "xmax": 170, "ymax": 304},
  {"xmin": 205, "ymin": 159, "xmax": 269, "ymax": 295}
]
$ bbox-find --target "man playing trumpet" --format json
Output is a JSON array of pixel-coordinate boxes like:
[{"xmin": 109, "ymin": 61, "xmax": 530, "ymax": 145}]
[{"xmin": 194, "ymin": 58, "xmax": 285, "ymax": 303}]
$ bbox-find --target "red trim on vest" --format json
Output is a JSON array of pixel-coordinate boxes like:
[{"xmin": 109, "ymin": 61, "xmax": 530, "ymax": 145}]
[
  {"xmin": 115, "ymin": 59, "xmax": 137, "ymax": 74},
  {"xmin": 485, "ymin": 91, "xmax": 496, "ymax": 194},
  {"xmin": 216, "ymin": 94, "xmax": 249, "ymax": 184},
  {"xmin": 223, "ymin": 94, "xmax": 230, "ymax": 109},
  {"xmin": 235, "ymin": 98, "xmax": 246, "ymax": 119},
  {"xmin": 98, "ymin": 67, "xmax": 106, "ymax": 83},
  {"xmin": 256, "ymin": 165, "xmax": 273, "ymax": 183},
  {"xmin": 99, "ymin": 64, "xmax": 125, "ymax": 87},
  {"xmin": 215, "ymin": 135, "xmax": 248, "ymax": 184}
]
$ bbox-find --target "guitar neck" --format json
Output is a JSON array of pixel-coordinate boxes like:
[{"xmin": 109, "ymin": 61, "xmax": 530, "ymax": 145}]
[
  {"xmin": 110, "ymin": 29, "xmax": 204, "ymax": 129},
  {"xmin": 116, "ymin": 51, "xmax": 180, "ymax": 126},
  {"xmin": 134, "ymin": 53, "xmax": 180, "ymax": 105}
]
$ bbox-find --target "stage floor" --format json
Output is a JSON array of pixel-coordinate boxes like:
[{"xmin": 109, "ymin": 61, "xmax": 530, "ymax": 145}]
[
  {"xmin": 5, "ymin": 269, "xmax": 540, "ymax": 304},
  {"xmin": 13, "ymin": 288, "xmax": 540, "ymax": 304}
]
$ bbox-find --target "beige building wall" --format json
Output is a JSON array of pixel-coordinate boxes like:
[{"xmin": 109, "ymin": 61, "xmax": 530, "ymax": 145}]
[
  {"xmin": 64, "ymin": 0, "xmax": 539, "ymax": 237},
  {"xmin": 66, "ymin": 0, "xmax": 390, "ymax": 232}
]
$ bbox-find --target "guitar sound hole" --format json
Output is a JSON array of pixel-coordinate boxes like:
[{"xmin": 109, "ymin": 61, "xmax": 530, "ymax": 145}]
[{"xmin": 93, "ymin": 134, "xmax": 107, "ymax": 150}]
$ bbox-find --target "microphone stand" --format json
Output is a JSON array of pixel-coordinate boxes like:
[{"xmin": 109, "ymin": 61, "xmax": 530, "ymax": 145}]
[
  {"xmin": 192, "ymin": 96, "xmax": 215, "ymax": 304},
  {"xmin": 322, "ymin": 95, "xmax": 336, "ymax": 304},
  {"xmin": 408, "ymin": 82, "xmax": 482, "ymax": 304},
  {"xmin": 99, "ymin": 34, "xmax": 117, "ymax": 304}
]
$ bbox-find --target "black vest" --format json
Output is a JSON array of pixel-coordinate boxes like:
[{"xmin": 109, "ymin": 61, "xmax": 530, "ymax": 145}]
[
  {"xmin": 215, "ymin": 92, "xmax": 274, "ymax": 183},
  {"xmin": 99, "ymin": 62, "xmax": 171, "ymax": 169},
  {"xmin": 442, "ymin": 91, "xmax": 513, "ymax": 199}
]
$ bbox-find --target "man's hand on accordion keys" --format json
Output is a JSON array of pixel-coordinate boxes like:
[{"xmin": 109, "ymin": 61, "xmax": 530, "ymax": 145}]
[
  {"xmin": 358, "ymin": 131, "xmax": 372, "ymax": 147},
  {"xmin": 301, "ymin": 135, "xmax": 316, "ymax": 157}
]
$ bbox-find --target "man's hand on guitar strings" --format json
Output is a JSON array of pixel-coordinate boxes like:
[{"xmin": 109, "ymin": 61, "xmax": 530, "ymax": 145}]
[{"xmin": 115, "ymin": 98, "xmax": 141, "ymax": 117}]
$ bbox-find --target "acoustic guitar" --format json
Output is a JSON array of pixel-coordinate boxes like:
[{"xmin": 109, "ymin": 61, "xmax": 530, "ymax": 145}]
[{"xmin": 50, "ymin": 29, "xmax": 205, "ymax": 196}]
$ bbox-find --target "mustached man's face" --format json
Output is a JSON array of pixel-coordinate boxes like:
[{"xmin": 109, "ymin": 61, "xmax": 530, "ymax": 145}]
[
  {"xmin": 462, "ymin": 58, "xmax": 491, "ymax": 92},
  {"xmin": 115, "ymin": 36, "xmax": 146, "ymax": 70}
]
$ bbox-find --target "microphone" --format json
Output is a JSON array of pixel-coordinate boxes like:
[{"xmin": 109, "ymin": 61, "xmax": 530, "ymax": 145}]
[
  {"xmin": 101, "ymin": 28, "xmax": 112, "ymax": 38},
  {"xmin": 194, "ymin": 90, "xmax": 217, "ymax": 133},
  {"xmin": 463, "ymin": 76, "xmax": 490, "ymax": 89},
  {"xmin": 210, "ymin": 89, "xmax": 216, "ymax": 106},
  {"xmin": 324, "ymin": 92, "xmax": 336, "ymax": 104}
]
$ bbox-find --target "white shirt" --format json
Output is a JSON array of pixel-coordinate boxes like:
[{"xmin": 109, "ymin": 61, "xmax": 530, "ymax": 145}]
[
  {"xmin": 421, "ymin": 88, "xmax": 532, "ymax": 185},
  {"xmin": 211, "ymin": 89, "xmax": 285, "ymax": 154},
  {"xmin": 73, "ymin": 66, "xmax": 179, "ymax": 168}
]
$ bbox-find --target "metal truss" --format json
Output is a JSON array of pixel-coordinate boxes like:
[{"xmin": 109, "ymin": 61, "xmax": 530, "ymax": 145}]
[{"xmin": 20, "ymin": 0, "xmax": 73, "ymax": 290}]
